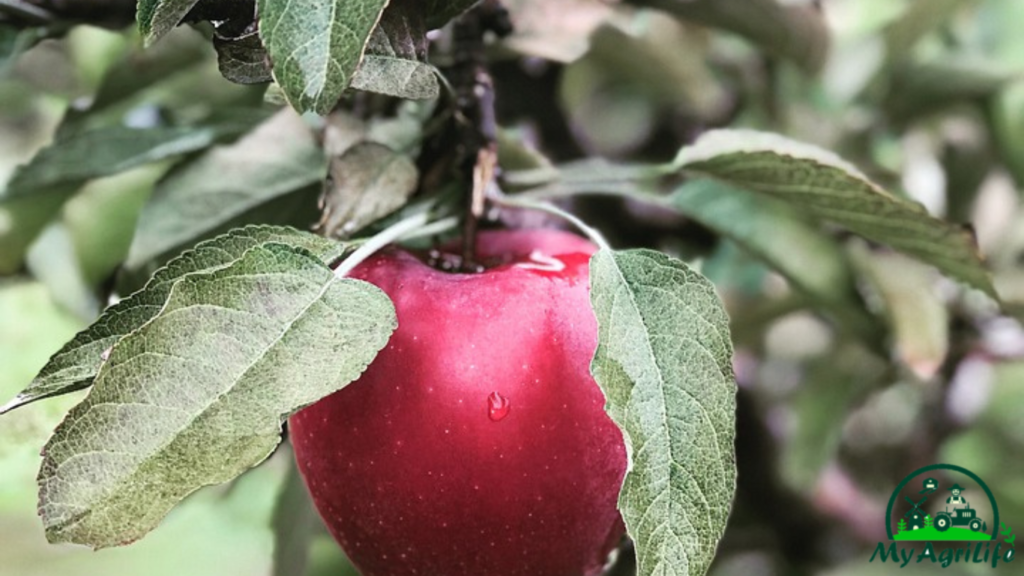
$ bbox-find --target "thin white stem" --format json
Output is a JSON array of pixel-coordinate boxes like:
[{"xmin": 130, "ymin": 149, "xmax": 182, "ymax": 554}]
[
  {"xmin": 402, "ymin": 216, "xmax": 459, "ymax": 241},
  {"xmin": 491, "ymin": 194, "xmax": 612, "ymax": 252},
  {"xmin": 333, "ymin": 212, "xmax": 431, "ymax": 278}
]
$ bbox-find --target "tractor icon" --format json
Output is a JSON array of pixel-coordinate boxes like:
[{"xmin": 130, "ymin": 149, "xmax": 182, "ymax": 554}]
[
  {"xmin": 934, "ymin": 483, "xmax": 987, "ymax": 533},
  {"xmin": 934, "ymin": 506, "xmax": 985, "ymax": 532}
]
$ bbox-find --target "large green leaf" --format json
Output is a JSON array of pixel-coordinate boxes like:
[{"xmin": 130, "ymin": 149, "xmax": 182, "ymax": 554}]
[
  {"xmin": 1, "ymin": 226, "xmax": 347, "ymax": 415},
  {"xmin": 257, "ymin": 0, "xmax": 390, "ymax": 114},
  {"xmin": 0, "ymin": 124, "xmax": 246, "ymax": 275},
  {"xmin": 124, "ymin": 110, "xmax": 327, "ymax": 274},
  {"xmin": 674, "ymin": 129, "xmax": 997, "ymax": 298},
  {"xmin": 37, "ymin": 242, "xmax": 396, "ymax": 548},
  {"xmin": 589, "ymin": 249, "xmax": 736, "ymax": 576},
  {"xmin": 138, "ymin": 0, "xmax": 203, "ymax": 45}
]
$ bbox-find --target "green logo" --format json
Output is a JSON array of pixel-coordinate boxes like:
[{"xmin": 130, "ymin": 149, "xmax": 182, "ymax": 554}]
[
  {"xmin": 870, "ymin": 464, "xmax": 1016, "ymax": 568},
  {"xmin": 888, "ymin": 464, "xmax": 997, "ymax": 541}
]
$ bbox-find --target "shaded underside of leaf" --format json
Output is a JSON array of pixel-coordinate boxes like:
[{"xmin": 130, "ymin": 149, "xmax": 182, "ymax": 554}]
[
  {"xmin": 351, "ymin": 54, "xmax": 439, "ymax": 99},
  {"xmin": 670, "ymin": 179, "xmax": 852, "ymax": 301},
  {"xmin": 3, "ymin": 226, "xmax": 347, "ymax": 415},
  {"xmin": 589, "ymin": 249, "xmax": 736, "ymax": 576},
  {"xmin": 256, "ymin": 0, "xmax": 390, "ymax": 114},
  {"xmin": 214, "ymin": 31, "xmax": 274, "ymax": 85},
  {"xmin": 37, "ymin": 242, "xmax": 397, "ymax": 548},
  {"xmin": 668, "ymin": 180, "xmax": 880, "ymax": 342},
  {"xmin": 319, "ymin": 141, "xmax": 419, "ymax": 237},
  {"xmin": 675, "ymin": 129, "xmax": 996, "ymax": 298}
]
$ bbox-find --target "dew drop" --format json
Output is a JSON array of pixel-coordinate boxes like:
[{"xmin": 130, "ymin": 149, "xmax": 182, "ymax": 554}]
[{"xmin": 487, "ymin": 391, "xmax": 511, "ymax": 422}]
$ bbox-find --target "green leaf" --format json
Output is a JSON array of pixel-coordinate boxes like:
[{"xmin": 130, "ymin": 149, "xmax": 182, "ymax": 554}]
[
  {"xmin": 589, "ymin": 249, "xmax": 736, "ymax": 576},
  {"xmin": 25, "ymin": 222, "xmax": 100, "ymax": 321},
  {"xmin": 3, "ymin": 126, "xmax": 233, "ymax": 198},
  {"xmin": 884, "ymin": 59, "xmax": 1010, "ymax": 125},
  {"xmin": 1, "ymin": 25, "xmax": 50, "ymax": 74},
  {"xmin": 668, "ymin": 180, "xmax": 879, "ymax": 342},
  {"xmin": 992, "ymin": 79, "xmax": 1024, "ymax": 188},
  {"xmin": 272, "ymin": 450, "xmax": 319, "ymax": 576},
  {"xmin": 670, "ymin": 180, "xmax": 851, "ymax": 301},
  {"xmin": 991, "ymin": 77, "xmax": 1024, "ymax": 186},
  {"xmin": 882, "ymin": 0, "xmax": 970, "ymax": 63},
  {"xmin": 351, "ymin": 54, "xmax": 439, "ymax": 101},
  {"xmin": 501, "ymin": 0, "xmax": 613, "ymax": 62},
  {"xmin": 93, "ymin": 28, "xmax": 205, "ymax": 110},
  {"xmin": 349, "ymin": 2, "xmax": 438, "ymax": 99},
  {"xmin": 0, "ymin": 125, "xmax": 244, "ymax": 275},
  {"xmin": 1, "ymin": 226, "xmax": 347, "ymax": 415},
  {"xmin": 124, "ymin": 110, "xmax": 327, "ymax": 274},
  {"xmin": 257, "ymin": 0, "xmax": 390, "ymax": 114},
  {"xmin": 852, "ymin": 247, "xmax": 949, "ymax": 380},
  {"xmin": 214, "ymin": 31, "xmax": 274, "ymax": 85},
  {"xmin": 37, "ymin": 242, "xmax": 397, "ymax": 548},
  {"xmin": 422, "ymin": 0, "xmax": 479, "ymax": 29},
  {"xmin": 138, "ymin": 0, "xmax": 203, "ymax": 45},
  {"xmin": 211, "ymin": 11, "xmax": 439, "ymax": 100},
  {"xmin": 64, "ymin": 167, "xmax": 165, "ymax": 289},
  {"xmin": 673, "ymin": 129, "xmax": 997, "ymax": 298},
  {"xmin": 569, "ymin": 15, "xmax": 726, "ymax": 120},
  {"xmin": 783, "ymin": 347, "xmax": 885, "ymax": 490},
  {"xmin": 319, "ymin": 142, "xmax": 419, "ymax": 237},
  {"xmin": 503, "ymin": 159, "xmax": 660, "ymax": 196},
  {"xmin": 630, "ymin": 0, "xmax": 830, "ymax": 74}
]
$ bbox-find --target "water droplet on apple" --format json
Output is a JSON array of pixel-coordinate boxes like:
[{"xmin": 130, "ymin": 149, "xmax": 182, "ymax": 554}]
[{"xmin": 487, "ymin": 391, "xmax": 511, "ymax": 421}]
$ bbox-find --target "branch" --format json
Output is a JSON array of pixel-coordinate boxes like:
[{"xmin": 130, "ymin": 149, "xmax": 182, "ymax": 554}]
[{"xmin": 450, "ymin": 0, "xmax": 510, "ymax": 270}]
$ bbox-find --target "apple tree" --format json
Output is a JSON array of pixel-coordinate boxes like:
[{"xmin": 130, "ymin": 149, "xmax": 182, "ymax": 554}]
[{"xmin": 0, "ymin": 1, "xmax": 1021, "ymax": 576}]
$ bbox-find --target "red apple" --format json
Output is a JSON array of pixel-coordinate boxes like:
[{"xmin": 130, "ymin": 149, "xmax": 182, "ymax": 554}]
[{"xmin": 289, "ymin": 228, "xmax": 628, "ymax": 576}]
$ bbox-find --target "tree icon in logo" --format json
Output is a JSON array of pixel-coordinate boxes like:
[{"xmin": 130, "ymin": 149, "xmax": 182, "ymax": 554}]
[{"xmin": 887, "ymin": 464, "xmax": 999, "ymax": 542}]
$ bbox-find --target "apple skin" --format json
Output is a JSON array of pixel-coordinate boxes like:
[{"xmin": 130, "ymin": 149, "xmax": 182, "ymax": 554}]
[{"xmin": 289, "ymin": 228, "xmax": 628, "ymax": 576}]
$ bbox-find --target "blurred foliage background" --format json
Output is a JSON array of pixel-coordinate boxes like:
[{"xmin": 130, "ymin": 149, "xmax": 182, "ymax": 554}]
[{"xmin": 3, "ymin": 0, "xmax": 1024, "ymax": 575}]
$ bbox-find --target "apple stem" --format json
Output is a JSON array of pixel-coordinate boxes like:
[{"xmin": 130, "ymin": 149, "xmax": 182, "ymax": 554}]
[
  {"xmin": 491, "ymin": 194, "xmax": 613, "ymax": 252},
  {"xmin": 334, "ymin": 212, "xmax": 432, "ymax": 278},
  {"xmin": 451, "ymin": 1, "xmax": 510, "ymax": 271}
]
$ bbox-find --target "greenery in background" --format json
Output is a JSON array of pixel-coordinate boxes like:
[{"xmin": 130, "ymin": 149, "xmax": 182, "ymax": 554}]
[{"xmin": 1, "ymin": 0, "xmax": 1023, "ymax": 575}]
